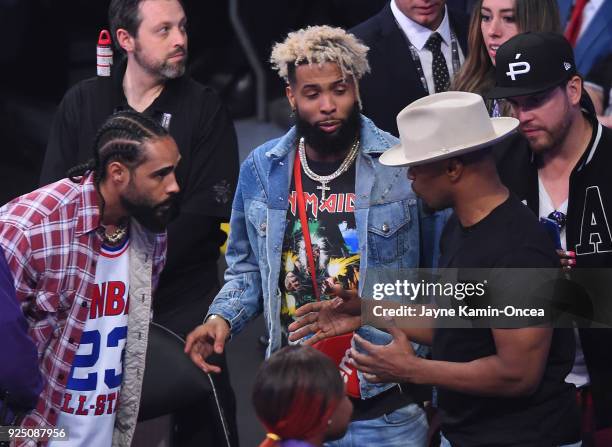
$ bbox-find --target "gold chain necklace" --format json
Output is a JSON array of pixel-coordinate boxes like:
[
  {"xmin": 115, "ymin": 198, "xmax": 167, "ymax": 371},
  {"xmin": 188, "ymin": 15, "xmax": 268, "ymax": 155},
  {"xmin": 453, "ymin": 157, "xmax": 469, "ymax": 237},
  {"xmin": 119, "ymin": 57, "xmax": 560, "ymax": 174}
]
[
  {"xmin": 298, "ymin": 137, "xmax": 359, "ymax": 201},
  {"xmin": 101, "ymin": 222, "xmax": 128, "ymax": 245}
]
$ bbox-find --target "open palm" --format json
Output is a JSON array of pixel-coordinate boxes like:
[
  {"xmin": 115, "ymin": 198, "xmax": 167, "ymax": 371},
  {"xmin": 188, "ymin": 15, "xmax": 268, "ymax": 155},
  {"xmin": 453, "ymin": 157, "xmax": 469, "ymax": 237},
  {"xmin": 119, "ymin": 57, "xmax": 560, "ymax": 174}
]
[{"xmin": 288, "ymin": 285, "xmax": 362, "ymax": 345}]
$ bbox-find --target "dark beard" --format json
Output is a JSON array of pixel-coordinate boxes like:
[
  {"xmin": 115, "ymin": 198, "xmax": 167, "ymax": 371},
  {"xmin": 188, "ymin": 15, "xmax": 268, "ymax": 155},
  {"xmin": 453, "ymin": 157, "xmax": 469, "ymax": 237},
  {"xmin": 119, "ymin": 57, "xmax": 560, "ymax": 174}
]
[
  {"xmin": 120, "ymin": 195, "xmax": 177, "ymax": 233},
  {"xmin": 295, "ymin": 103, "xmax": 361, "ymax": 156}
]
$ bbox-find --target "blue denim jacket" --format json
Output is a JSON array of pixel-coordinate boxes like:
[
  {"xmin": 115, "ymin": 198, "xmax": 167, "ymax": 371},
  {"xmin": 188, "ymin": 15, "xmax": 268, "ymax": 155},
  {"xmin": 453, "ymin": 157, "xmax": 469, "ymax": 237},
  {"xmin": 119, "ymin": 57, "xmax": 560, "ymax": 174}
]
[{"xmin": 209, "ymin": 116, "xmax": 445, "ymax": 398}]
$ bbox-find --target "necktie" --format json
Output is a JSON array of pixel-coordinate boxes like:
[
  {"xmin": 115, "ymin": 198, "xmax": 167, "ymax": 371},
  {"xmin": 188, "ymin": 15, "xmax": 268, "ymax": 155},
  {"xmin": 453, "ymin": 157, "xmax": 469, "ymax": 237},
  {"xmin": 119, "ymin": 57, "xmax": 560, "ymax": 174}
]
[
  {"xmin": 424, "ymin": 32, "xmax": 450, "ymax": 93},
  {"xmin": 565, "ymin": 0, "xmax": 589, "ymax": 47}
]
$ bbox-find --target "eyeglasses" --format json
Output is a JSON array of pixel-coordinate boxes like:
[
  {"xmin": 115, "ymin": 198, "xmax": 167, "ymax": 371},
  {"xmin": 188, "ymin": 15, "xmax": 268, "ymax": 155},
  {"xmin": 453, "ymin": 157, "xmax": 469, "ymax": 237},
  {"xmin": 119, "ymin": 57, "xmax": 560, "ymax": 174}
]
[{"xmin": 547, "ymin": 210, "xmax": 566, "ymax": 229}]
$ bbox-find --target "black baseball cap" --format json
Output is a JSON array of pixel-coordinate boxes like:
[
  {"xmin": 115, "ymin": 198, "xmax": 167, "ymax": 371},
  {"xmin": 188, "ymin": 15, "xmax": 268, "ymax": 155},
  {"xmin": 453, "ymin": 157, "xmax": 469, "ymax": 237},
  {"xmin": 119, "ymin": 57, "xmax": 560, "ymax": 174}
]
[{"xmin": 486, "ymin": 32, "xmax": 578, "ymax": 99}]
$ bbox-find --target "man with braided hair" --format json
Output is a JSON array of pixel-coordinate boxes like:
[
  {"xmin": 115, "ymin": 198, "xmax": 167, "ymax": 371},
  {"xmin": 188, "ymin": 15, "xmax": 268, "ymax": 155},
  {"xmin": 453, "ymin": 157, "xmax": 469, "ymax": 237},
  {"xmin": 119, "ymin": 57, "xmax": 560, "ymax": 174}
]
[
  {"xmin": 40, "ymin": 1, "xmax": 239, "ymax": 444},
  {"xmin": 0, "ymin": 110, "xmax": 180, "ymax": 446},
  {"xmin": 186, "ymin": 25, "xmax": 446, "ymax": 446}
]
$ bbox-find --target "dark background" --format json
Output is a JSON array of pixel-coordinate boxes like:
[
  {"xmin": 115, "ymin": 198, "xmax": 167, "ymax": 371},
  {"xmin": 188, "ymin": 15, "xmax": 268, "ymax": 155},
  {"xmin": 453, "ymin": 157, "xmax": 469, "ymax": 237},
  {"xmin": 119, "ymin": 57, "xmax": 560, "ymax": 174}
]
[
  {"xmin": 0, "ymin": 0, "xmax": 479, "ymax": 205},
  {"xmin": 0, "ymin": 0, "xmax": 394, "ymax": 205}
]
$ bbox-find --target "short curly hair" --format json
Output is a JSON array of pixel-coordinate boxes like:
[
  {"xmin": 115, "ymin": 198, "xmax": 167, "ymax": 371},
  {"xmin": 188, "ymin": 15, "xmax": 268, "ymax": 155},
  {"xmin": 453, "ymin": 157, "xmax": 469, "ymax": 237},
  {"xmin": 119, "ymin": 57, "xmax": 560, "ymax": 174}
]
[{"xmin": 270, "ymin": 26, "xmax": 370, "ymax": 100}]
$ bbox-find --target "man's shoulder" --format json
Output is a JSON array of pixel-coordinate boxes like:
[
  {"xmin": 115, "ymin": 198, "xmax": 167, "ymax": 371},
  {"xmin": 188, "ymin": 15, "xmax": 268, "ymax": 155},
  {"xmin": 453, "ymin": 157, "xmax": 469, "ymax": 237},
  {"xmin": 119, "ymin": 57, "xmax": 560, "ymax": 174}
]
[
  {"xmin": 456, "ymin": 197, "xmax": 558, "ymax": 268},
  {"xmin": 350, "ymin": 4, "xmax": 390, "ymax": 41},
  {"xmin": 241, "ymin": 136, "xmax": 288, "ymax": 174},
  {"xmin": 499, "ymin": 197, "xmax": 558, "ymax": 265},
  {"xmin": 360, "ymin": 115, "xmax": 399, "ymax": 153},
  {"xmin": 0, "ymin": 180, "xmax": 82, "ymax": 231},
  {"xmin": 248, "ymin": 127, "xmax": 296, "ymax": 160},
  {"xmin": 168, "ymin": 77, "xmax": 230, "ymax": 131},
  {"xmin": 576, "ymin": 120, "xmax": 612, "ymax": 173},
  {"xmin": 505, "ymin": 195, "xmax": 539, "ymax": 225},
  {"xmin": 598, "ymin": 121, "xmax": 612, "ymax": 147},
  {"xmin": 242, "ymin": 118, "xmax": 397, "ymax": 163},
  {"xmin": 494, "ymin": 133, "xmax": 533, "ymax": 191},
  {"xmin": 175, "ymin": 76, "xmax": 224, "ymax": 106},
  {"xmin": 234, "ymin": 131, "xmax": 295, "ymax": 194},
  {"xmin": 448, "ymin": 8, "xmax": 470, "ymax": 50},
  {"xmin": 60, "ymin": 75, "xmax": 111, "ymax": 103},
  {"xmin": 252, "ymin": 136, "xmax": 284, "ymax": 154},
  {"xmin": 448, "ymin": 7, "xmax": 469, "ymax": 28}
]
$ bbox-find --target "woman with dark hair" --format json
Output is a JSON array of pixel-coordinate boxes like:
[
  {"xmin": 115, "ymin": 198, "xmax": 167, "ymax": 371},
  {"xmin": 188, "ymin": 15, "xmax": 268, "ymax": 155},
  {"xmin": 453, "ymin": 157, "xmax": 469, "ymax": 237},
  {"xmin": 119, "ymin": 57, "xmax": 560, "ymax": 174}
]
[
  {"xmin": 252, "ymin": 346, "xmax": 353, "ymax": 447},
  {"xmin": 452, "ymin": 0, "xmax": 561, "ymax": 114}
]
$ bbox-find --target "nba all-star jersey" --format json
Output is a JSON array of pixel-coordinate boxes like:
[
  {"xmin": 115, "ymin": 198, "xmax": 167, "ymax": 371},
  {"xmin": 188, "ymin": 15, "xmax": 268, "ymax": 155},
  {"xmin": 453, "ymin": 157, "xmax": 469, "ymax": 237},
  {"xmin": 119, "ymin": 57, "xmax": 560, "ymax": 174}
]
[{"xmin": 51, "ymin": 237, "xmax": 130, "ymax": 447}]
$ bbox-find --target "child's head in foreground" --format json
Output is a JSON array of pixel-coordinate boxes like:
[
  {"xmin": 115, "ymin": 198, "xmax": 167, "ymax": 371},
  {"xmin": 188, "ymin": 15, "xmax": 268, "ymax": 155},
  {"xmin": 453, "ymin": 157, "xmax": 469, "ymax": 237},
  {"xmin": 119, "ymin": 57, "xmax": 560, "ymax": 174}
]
[{"xmin": 252, "ymin": 345, "xmax": 353, "ymax": 447}]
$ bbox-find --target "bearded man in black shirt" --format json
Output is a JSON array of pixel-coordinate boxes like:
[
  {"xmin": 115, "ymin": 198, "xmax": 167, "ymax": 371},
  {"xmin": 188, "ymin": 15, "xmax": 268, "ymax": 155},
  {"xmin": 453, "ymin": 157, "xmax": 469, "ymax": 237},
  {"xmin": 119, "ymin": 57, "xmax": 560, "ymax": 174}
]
[{"xmin": 488, "ymin": 32, "xmax": 612, "ymax": 446}]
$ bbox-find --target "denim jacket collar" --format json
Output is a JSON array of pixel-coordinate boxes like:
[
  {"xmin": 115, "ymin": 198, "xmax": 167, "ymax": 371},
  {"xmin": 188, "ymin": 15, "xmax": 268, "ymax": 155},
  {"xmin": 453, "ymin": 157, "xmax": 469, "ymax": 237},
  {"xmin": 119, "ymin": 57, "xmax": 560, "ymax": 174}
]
[{"xmin": 264, "ymin": 115, "xmax": 395, "ymax": 160}]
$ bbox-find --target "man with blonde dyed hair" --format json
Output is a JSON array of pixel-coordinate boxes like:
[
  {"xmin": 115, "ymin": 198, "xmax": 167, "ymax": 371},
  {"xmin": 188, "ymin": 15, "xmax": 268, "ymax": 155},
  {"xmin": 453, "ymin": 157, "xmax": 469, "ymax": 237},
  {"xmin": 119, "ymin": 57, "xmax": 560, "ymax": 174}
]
[{"xmin": 186, "ymin": 25, "xmax": 445, "ymax": 446}]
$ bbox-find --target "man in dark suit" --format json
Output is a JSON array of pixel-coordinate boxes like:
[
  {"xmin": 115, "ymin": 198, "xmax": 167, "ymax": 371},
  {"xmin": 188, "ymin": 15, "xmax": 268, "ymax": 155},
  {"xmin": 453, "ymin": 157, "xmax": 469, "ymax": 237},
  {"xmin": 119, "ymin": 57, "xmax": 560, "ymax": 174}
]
[
  {"xmin": 557, "ymin": 0, "xmax": 612, "ymax": 76},
  {"xmin": 447, "ymin": 0, "xmax": 478, "ymax": 14},
  {"xmin": 351, "ymin": 0, "xmax": 469, "ymax": 136}
]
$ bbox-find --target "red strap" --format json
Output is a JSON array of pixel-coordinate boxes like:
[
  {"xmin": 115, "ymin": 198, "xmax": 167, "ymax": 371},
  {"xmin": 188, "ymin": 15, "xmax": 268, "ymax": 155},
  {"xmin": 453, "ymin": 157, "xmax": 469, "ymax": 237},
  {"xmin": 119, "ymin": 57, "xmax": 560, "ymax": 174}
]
[
  {"xmin": 565, "ymin": 0, "xmax": 589, "ymax": 47},
  {"xmin": 293, "ymin": 147, "xmax": 362, "ymax": 398},
  {"xmin": 293, "ymin": 150, "xmax": 321, "ymax": 301}
]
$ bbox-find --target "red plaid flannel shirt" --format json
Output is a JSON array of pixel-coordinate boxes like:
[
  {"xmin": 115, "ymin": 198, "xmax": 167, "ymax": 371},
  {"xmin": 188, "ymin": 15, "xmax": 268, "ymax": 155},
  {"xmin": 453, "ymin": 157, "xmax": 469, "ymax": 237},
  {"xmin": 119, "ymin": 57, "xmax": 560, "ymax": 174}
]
[{"xmin": 0, "ymin": 175, "xmax": 166, "ymax": 445}]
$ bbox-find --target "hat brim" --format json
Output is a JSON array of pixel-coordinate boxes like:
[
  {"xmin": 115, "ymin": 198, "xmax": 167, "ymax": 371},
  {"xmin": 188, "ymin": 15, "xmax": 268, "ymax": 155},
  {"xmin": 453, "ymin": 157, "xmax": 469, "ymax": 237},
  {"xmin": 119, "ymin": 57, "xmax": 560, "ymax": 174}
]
[
  {"xmin": 485, "ymin": 84, "xmax": 556, "ymax": 99},
  {"xmin": 380, "ymin": 117, "xmax": 519, "ymax": 167},
  {"xmin": 485, "ymin": 73, "xmax": 575, "ymax": 99}
]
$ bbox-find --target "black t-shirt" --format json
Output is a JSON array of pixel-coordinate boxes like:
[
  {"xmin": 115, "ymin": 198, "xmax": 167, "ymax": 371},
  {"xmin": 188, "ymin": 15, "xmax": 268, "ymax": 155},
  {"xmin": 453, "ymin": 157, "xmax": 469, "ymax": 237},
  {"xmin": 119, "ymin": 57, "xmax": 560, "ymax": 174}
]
[
  {"xmin": 279, "ymin": 157, "xmax": 359, "ymax": 339},
  {"xmin": 41, "ymin": 58, "xmax": 239, "ymax": 326},
  {"xmin": 435, "ymin": 196, "xmax": 579, "ymax": 447},
  {"xmin": 279, "ymin": 153, "xmax": 417, "ymax": 419}
]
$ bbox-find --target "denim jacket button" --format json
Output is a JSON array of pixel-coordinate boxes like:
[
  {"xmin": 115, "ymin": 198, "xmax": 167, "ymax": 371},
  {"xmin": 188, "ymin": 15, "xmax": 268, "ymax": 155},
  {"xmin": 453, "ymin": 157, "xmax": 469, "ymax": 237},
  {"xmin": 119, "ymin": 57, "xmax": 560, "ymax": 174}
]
[{"xmin": 382, "ymin": 223, "xmax": 390, "ymax": 233}]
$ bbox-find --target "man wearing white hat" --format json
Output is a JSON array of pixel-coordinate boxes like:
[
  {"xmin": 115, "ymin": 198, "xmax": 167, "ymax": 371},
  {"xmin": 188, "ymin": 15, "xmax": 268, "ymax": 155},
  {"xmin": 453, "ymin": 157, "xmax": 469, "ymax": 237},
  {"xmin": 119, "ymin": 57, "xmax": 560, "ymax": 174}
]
[
  {"xmin": 292, "ymin": 91, "xmax": 582, "ymax": 446},
  {"xmin": 359, "ymin": 91, "xmax": 583, "ymax": 446}
]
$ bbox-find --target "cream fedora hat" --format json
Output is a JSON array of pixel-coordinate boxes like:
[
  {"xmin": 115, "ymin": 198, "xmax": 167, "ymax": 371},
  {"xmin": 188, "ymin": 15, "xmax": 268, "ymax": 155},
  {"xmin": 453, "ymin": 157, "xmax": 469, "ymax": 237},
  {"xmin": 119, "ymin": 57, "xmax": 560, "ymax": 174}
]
[{"xmin": 380, "ymin": 91, "xmax": 518, "ymax": 167}]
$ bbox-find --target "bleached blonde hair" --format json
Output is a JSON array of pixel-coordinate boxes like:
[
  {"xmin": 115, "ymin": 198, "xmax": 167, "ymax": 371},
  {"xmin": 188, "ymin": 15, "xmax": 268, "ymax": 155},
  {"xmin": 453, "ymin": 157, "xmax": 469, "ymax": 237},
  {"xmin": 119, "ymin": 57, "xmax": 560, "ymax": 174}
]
[{"xmin": 270, "ymin": 25, "xmax": 370, "ymax": 106}]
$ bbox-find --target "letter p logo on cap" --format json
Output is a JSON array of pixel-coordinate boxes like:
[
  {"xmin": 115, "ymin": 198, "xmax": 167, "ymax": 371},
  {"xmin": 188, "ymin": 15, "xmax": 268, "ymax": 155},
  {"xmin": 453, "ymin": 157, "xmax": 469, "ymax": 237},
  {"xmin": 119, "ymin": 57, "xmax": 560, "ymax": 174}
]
[{"xmin": 506, "ymin": 53, "xmax": 531, "ymax": 81}]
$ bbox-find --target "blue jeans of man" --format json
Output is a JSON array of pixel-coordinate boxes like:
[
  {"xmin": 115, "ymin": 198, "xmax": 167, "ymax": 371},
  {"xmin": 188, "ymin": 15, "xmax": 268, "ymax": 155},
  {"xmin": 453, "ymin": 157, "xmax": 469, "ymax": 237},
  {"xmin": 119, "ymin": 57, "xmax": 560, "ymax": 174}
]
[{"xmin": 325, "ymin": 403, "xmax": 428, "ymax": 447}]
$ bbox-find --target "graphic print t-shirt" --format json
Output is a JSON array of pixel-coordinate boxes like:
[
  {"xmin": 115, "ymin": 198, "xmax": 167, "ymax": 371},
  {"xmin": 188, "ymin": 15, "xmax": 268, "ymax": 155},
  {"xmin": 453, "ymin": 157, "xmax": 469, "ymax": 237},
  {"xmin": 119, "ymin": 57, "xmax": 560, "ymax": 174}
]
[
  {"xmin": 51, "ymin": 238, "xmax": 130, "ymax": 447},
  {"xmin": 279, "ymin": 157, "xmax": 359, "ymax": 340}
]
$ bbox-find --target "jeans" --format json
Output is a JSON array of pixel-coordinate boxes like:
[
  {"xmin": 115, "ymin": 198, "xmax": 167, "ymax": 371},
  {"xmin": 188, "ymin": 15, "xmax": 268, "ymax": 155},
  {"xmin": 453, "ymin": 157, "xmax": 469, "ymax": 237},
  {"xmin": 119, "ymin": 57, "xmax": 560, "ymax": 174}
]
[
  {"xmin": 440, "ymin": 433, "xmax": 582, "ymax": 447},
  {"xmin": 325, "ymin": 403, "xmax": 428, "ymax": 447}
]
